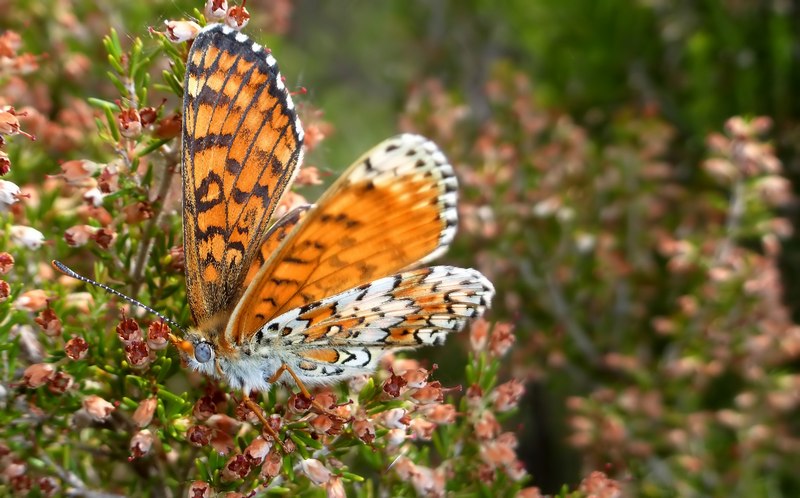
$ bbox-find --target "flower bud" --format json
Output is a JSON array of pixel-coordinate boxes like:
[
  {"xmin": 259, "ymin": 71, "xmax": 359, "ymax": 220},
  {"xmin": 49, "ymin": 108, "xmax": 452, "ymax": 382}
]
[
  {"xmin": 9, "ymin": 225, "xmax": 44, "ymax": 250},
  {"xmin": 163, "ymin": 20, "xmax": 201, "ymax": 43},
  {"xmin": 83, "ymin": 394, "xmax": 115, "ymax": 421},
  {"xmin": 298, "ymin": 458, "xmax": 331, "ymax": 485},
  {"xmin": 133, "ymin": 397, "xmax": 157, "ymax": 428}
]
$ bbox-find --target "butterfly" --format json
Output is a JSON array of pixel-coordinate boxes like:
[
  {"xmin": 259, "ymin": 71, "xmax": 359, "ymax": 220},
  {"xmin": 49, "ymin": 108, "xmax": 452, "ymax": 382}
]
[{"xmin": 57, "ymin": 23, "xmax": 494, "ymax": 409}]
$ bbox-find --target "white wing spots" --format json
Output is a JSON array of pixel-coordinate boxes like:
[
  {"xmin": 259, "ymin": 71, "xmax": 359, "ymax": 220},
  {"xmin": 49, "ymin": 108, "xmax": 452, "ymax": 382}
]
[
  {"xmin": 266, "ymin": 54, "xmax": 277, "ymax": 67},
  {"xmin": 220, "ymin": 24, "xmax": 234, "ymax": 35},
  {"xmin": 235, "ymin": 32, "xmax": 248, "ymax": 43},
  {"xmin": 344, "ymin": 134, "xmax": 459, "ymax": 264},
  {"xmin": 252, "ymin": 42, "xmax": 262, "ymax": 52}
]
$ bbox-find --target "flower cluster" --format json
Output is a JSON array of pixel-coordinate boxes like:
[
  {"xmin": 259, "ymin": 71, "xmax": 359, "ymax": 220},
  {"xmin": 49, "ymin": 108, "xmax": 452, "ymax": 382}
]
[{"xmin": 400, "ymin": 62, "xmax": 800, "ymax": 494}]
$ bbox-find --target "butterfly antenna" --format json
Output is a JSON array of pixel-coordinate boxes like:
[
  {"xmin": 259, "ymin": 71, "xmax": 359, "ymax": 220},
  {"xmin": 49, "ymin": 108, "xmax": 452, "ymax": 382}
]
[{"xmin": 52, "ymin": 260, "xmax": 186, "ymax": 333}]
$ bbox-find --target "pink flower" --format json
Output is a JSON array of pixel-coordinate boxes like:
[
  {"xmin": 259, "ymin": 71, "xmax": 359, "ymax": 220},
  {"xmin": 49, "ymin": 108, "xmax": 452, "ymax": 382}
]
[
  {"xmin": 480, "ymin": 432, "xmax": 519, "ymax": 469},
  {"xmin": 22, "ymin": 363, "xmax": 55, "ymax": 388},
  {"xmin": 381, "ymin": 408, "xmax": 409, "ymax": 429},
  {"xmin": 489, "ymin": 322, "xmax": 516, "ymax": 357},
  {"xmin": 0, "ymin": 179, "xmax": 20, "ymax": 211},
  {"xmin": 353, "ymin": 417, "xmax": 375, "ymax": 444},
  {"xmin": 325, "ymin": 476, "xmax": 346, "ymax": 498},
  {"xmin": 56, "ymin": 159, "xmax": 101, "ymax": 186},
  {"xmin": 205, "ymin": 0, "xmax": 228, "ymax": 20},
  {"xmin": 578, "ymin": 471, "xmax": 622, "ymax": 498},
  {"xmin": 133, "ymin": 398, "xmax": 157, "ymax": 428},
  {"xmin": 118, "ymin": 107, "xmax": 142, "ymax": 139},
  {"xmin": 421, "ymin": 403, "xmax": 457, "ymax": 424},
  {"xmin": 0, "ymin": 252, "xmax": 13, "ymax": 275},
  {"xmin": 47, "ymin": 371, "xmax": 74, "ymax": 394},
  {"xmin": 411, "ymin": 381, "xmax": 444, "ymax": 404},
  {"xmin": 162, "ymin": 20, "xmax": 201, "ymax": 43},
  {"xmin": 130, "ymin": 429, "xmax": 154, "ymax": 458},
  {"xmin": 260, "ymin": 451, "xmax": 282, "ymax": 479},
  {"xmin": 409, "ymin": 417, "xmax": 436, "ymax": 440},
  {"xmin": 385, "ymin": 428, "xmax": 407, "ymax": 447},
  {"xmin": 64, "ymin": 225, "xmax": 98, "ymax": 247},
  {"xmin": 186, "ymin": 481, "xmax": 213, "ymax": 498},
  {"xmin": 221, "ymin": 454, "xmax": 252, "ymax": 482},
  {"xmin": 401, "ymin": 366, "xmax": 432, "ymax": 389},
  {"xmin": 83, "ymin": 395, "xmax": 115, "ymax": 421},
  {"xmin": 470, "ymin": 317, "xmax": 490, "ymax": 351},
  {"xmin": 392, "ymin": 457, "xmax": 445, "ymax": 497},
  {"xmin": 14, "ymin": 289, "xmax": 49, "ymax": 311},
  {"xmin": 298, "ymin": 458, "xmax": 332, "ymax": 485},
  {"xmin": 225, "ymin": 4, "xmax": 250, "ymax": 29},
  {"xmin": 244, "ymin": 436, "xmax": 271, "ymax": 465},
  {"xmin": 491, "ymin": 379, "xmax": 525, "ymax": 412},
  {"xmin": 9, "ymin": 226, "xmax": 44, "ymax": 250},
  {"xmin": 34, "ymin": 307, "xmax": 61, "ymax": 337},
  {"xmin": 474, "ymin": 410, "xmax": 501, "ymax": 440},
  {"xmin": 147, "ymin": 321, "xmax": 170, "ymax": 350}
]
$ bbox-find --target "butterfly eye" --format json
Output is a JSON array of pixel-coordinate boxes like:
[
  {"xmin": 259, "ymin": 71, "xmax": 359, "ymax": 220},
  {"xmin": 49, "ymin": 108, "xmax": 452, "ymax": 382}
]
[{"xmin": 194, "ymin": 341, "xmax": 213, "ymax": 363}]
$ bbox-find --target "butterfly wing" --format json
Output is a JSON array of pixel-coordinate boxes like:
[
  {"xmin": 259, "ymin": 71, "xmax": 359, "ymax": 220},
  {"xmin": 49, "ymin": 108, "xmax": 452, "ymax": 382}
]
[
  {"xmin": 247, "ymin": 266, "xmax": 494, "ymax": 384},
  {"xmin": 227, "ymin": 134, "xmax": 458, "ymax": 342},
  {"xmin": 243, "ymin": 205, "xmax": 311, "ymax": 288},
  {"xmin": 182, "ymin": 24, "xmax": 304, "ymax": 326}
]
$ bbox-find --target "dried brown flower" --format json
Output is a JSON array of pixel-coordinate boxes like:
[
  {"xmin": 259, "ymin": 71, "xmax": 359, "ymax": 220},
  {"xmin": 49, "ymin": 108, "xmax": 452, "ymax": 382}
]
[
  {"xmin": 130, "ymin": 429, "xmax": 154, "ymax": 458},
  {"xmin": 221, "ymin": 454, "xmax": 252, "ymax": 482},
  {"xmin": 187, "ymin": 481, "xmax": 213, "ymax": 498},
  {"xmin": 34, "ymin": 306, "xmax": 61, "ymax": 337},
  {"xmin": 47, "ymin": 371, "xmax": 74, "ymax": 394},
  {"xmin": 187, "ymin": 425, "xmax": 214, "ymax": 447},
  {"xmin": 64, "ymin": 336, "xmax": 88, "ymax": 360},
  {"xmin": 116, "ymin": 317, "xmax": 141, "ymax": 343},
  {"xmin": 124, "ymin": 340, "xmax": 150, "ymax": 369},
  {"xmin": 225, "ymin": 4, "xmax": 250, "ymax": 30},
  {"xmin": 147, "ymin": 321, "xmax": 170, "ymax": 350}
]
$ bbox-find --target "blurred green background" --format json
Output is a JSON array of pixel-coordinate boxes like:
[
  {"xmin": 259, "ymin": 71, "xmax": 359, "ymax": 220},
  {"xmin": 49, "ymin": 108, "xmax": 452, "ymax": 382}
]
[{"xmin": 5, "ymin": 0, "xmax": 800, "ymax": 495}]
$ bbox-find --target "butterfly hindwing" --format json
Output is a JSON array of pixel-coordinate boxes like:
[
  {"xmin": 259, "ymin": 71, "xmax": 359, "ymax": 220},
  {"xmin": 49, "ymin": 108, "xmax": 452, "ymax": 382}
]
[
  {"xmin": 182, "ymin": 24, "xmax": 304, "ymax": 326},
  {"xmin": 243, "ymin": 205, "xmax": 311, "ymax": 288},
  {"xmin": 227, "ymin": 134, "xmax": 459, "ymax": 342},
  {"xmin": 247, "ymin": 266, "xmax": 494, "ymax": 384}
]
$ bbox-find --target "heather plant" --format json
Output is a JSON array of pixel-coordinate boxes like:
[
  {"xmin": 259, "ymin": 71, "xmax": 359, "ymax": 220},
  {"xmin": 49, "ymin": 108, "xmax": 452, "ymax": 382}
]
[
  {"xmin": 0, "ymin": 4, "xmax": 551, "ymax": 497},
  {"xmin": 400, "ymin": 64, "xmax": 799, "ymax": 495}
]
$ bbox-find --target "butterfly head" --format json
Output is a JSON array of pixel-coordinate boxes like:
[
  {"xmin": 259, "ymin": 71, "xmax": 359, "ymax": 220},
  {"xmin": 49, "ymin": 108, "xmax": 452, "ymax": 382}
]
[{"xmin": 174, "ymin": 330, "xmax": 217, "ymax": 370}]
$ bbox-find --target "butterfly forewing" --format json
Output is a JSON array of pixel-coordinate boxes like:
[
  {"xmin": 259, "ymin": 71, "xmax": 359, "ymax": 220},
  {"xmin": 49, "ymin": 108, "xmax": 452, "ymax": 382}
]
[
  {"xmin": 226, "ymin": 134, "xmax": 458, "ymax": 342},
  {"xmin": 182, "ymin": 24, "xmax": 304, "ymax": 326}
]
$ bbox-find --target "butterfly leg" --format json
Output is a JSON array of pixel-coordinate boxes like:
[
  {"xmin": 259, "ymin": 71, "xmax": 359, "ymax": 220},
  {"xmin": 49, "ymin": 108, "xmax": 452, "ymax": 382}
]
[
  {"xmin": 240, "ymin": 396, "xmax": 286, "ymax": 452},
  {"xmin": 268, "ymin": 363, "xmax": 345, "ymax": 421}
]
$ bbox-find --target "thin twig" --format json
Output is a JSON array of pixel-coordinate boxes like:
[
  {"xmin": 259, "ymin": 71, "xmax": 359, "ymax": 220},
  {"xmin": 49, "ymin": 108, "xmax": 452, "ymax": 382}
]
[{"xmin": 130, "ymin": 150, "xmax": 178, "ymax": 295}]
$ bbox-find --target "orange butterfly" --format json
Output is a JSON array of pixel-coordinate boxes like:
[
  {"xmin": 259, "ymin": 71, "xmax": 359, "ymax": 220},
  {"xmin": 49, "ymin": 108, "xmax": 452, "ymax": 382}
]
[{"xmin": 57, "ymin": 23, "xmax": 493, "ymax": 415}]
